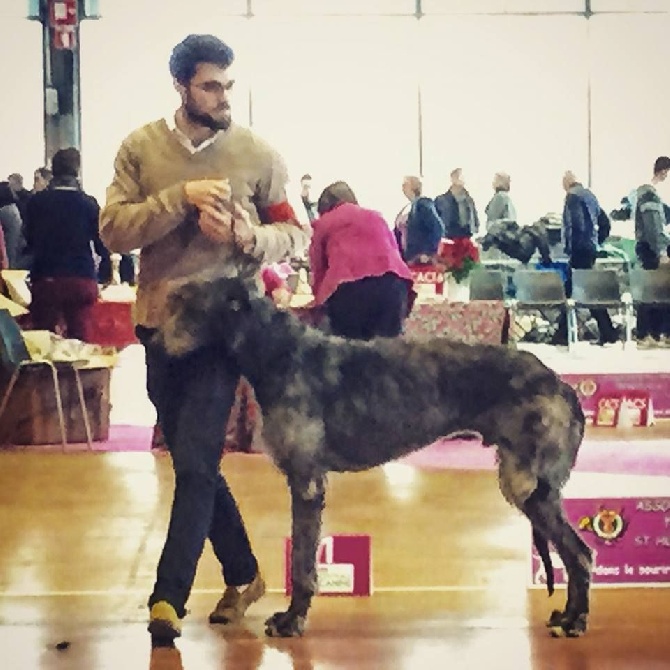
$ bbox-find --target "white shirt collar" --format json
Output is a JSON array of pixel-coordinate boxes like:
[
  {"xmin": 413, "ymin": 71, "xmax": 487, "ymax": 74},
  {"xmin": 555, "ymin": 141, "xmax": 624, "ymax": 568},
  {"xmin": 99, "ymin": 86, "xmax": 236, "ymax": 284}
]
[{"xmin": 165, "ymin": 114, "xmax": 223, "ymax": 154}]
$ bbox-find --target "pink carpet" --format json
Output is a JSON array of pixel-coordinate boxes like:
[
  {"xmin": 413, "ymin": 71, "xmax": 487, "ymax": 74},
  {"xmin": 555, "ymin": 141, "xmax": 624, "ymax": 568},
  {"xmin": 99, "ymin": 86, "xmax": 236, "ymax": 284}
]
[
  {"xmin": 399, "ymin": 437, "xmax": 670, "ymax": 477},
  {"xmin": 4, "ymin": 425, "xmax": 670, "ymax": 477},
  {"xmin": 3, "ymin": 424, "xmax": 155, "ymax": 454}
]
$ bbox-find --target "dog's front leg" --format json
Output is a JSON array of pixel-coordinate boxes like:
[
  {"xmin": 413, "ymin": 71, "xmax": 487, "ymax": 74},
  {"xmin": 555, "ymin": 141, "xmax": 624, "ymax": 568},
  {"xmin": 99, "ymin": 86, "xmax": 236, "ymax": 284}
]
[{"xmin": 265, "ymin": 474, "xmax": 326, "ymax": 637}]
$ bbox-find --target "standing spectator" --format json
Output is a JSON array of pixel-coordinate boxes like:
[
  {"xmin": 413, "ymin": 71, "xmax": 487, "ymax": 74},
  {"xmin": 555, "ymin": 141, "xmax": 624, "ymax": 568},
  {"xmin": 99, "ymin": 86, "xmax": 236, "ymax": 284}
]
[
  {"xmin": 395, "ymin": 175, "xmax": 444, "ymax": 263},
  {"xmin": 0, "ymin": 221, "xmax": 7, "ymax": 270},
  {"xmin": 310, "ymin": 180, "xmax": 413, "ymax": 340},
  {"xmin": 7, "ymin": 173, "xmax": 32, "ymax": 226},
  {"xmin": 25, "ymin": 147, "xmax": 108, "ymax": 341},
  {"xmin": 551, "ymin": 171, "xmax": 618, "ymax": 346},
  {"xmin": 300, "ymin": 173, "xmax": 317, "ymax": 223},
  {"xmin": 434, "ymin": 168, "xmax": 480, "ymax": 239},
  {"xmin": 0, "ymin": 181, "xmax": 25, "ymax": 269},
  {"xmin": 33, "ymin": 167, "xmax": 52, "ymax": 193},
  {"xmin": 633, "ymin": 156, "xmax": 670, "ymax": 346},
  {"xmin": 99, "ymin": 33, "xmax": 308, "ymax": 642},
  {"xmin": 484, "ymin": 172, "xmax": 517, "ymax": 230}
]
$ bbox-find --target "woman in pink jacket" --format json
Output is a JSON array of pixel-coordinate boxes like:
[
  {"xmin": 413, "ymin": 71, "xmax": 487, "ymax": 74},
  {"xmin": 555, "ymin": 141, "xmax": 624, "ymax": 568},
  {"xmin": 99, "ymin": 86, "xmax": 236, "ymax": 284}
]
[{"xmin": 309, "ymin": 181, "xmax": 413, "ymax": 340}]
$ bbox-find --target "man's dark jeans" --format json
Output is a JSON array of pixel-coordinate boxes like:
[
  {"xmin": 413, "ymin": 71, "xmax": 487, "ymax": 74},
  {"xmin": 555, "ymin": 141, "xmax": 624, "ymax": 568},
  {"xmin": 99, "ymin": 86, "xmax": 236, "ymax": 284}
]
[
  {"xmin": 635, "ymin": 242, "xmax": 670, "ymax": 339},
  {"xmin": 137, "ymin": 327, "xmax": 258, "ymax": 617}
]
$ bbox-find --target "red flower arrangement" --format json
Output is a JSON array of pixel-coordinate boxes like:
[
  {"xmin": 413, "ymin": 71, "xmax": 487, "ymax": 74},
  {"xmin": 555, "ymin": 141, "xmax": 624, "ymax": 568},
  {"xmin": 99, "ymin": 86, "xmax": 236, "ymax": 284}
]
[{"xmin": 436, "ymin": 237, "xmax": 480, "ymax": 284}]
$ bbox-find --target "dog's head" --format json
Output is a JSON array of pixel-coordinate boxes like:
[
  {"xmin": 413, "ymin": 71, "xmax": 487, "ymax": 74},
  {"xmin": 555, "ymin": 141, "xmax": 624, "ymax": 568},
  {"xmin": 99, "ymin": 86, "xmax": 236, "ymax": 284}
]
[{"xmin": 158, "ymin": 251, "xmax": 265, "ymax": 357}]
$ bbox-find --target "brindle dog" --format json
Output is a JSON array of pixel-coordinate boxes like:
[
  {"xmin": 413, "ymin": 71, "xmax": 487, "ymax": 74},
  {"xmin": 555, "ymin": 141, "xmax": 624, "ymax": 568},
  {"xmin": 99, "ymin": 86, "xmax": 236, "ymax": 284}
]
[{"xmin": 158, "ymin": 258, "xmax": 592, "ymax": 639}]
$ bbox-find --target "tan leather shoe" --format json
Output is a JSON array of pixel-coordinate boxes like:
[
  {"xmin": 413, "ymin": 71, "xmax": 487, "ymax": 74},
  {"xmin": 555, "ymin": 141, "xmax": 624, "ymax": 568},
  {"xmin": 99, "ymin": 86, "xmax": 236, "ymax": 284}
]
[{"xmin": 208, "ymin": 572, "xmax": 266, "ymax": 624}]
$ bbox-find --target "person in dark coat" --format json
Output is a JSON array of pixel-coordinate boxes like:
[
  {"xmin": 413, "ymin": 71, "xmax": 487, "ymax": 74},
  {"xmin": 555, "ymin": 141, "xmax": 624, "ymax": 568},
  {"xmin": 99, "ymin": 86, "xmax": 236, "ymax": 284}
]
[
  {"xmin": 394, "ymin": 175, "xmax": 444, "ymax": 263},
  {"xmin": 25, "ymin": 147, "xmax": 110, "ymax": 341},
  {"xmin": 551, "ymin": 171, "xmax": 618, "ymax": 346},
  {"xmin": 0, "ymin": 181, "xmax": 25, "ymax": 269},
  {"xmin": 434, "ymin": 168, "xmax": 480, "ymax": 239}
]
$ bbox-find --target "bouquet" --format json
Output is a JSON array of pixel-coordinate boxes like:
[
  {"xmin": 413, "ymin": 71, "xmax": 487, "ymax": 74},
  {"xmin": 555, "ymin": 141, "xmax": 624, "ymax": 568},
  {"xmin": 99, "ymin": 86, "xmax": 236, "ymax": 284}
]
[{"xmin": 436, "ymin": 237, "xmax": 480, "ymax": 284}]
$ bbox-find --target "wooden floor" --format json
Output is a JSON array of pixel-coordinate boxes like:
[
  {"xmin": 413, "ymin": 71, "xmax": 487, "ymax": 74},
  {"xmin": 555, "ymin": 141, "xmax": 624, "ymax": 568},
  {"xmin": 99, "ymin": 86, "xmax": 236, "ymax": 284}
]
[{"xmin": 1, "ymin": 449, "xmax": 669, "ymax": 669}]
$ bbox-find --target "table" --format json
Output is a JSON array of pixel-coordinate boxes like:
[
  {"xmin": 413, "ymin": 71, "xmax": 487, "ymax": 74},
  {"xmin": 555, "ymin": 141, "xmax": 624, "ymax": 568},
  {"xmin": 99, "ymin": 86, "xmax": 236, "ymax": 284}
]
[{"xmin": 404, "ymin": 300, "xmax": 508, "ymax": 345}]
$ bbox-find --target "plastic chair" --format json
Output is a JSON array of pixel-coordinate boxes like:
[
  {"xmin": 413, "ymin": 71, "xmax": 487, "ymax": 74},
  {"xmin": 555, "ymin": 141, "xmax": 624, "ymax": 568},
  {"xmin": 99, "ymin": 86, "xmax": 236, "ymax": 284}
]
[
  {"xmin": 628, "ymin": 268, "xmax": 670, "ymax": 344},
  {"xmin": 0, "ymin": 309, "xmax": 92, "ymax": 448},
  {"xmin": 568, "ymin": 269, "xmax": 631, "ymax": 348},
  {"xmin": 469, "ymin": 269, "xmax": 505, "ymax": 301},
  {"xmin": 513, "ymin": 269, "xmax": 567, "ymax": 307},
  {"xmin": 510, "ymin": 269, "xmax": 567, "ymax": 343},
  {"xmin": 628, "ymin": 268, "xmax": 670, "ymax": 305}
]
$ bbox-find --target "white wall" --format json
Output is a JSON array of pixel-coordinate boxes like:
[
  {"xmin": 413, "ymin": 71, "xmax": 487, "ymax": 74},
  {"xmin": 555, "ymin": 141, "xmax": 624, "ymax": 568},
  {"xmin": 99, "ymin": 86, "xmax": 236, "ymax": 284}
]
[
  {"xmin": 1, "ymin": 1, "xmax": 669, "ymax": 229},
  {"xmin": 78, "ymin": 3, "xmax": 251, "ymax": 202},
  {"xmin": 419, "ymin": 15, "xmax": 589, "ymax": 226},
  {"xmin": 0, "ymin": 2, "xmax": 45, "ymax": 185},
  {"xmin": 589, "ymin": 13, "xmax": 670, "ymax": 219}
]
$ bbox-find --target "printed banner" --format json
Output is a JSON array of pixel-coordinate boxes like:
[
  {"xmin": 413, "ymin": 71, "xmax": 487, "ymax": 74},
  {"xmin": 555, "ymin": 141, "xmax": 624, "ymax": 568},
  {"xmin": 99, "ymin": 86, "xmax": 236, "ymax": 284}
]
[
  {"xmin": 409, "ymin": 265, "xmax": 445, "ymax": 297},
  {"xmin": 562, "ymin": 373, "xmax": 670, "ymax": 420},
  {"xmin": 285, "ymin": 534, "xmax": 372, "ymax": 597},
  {"xmin": 530, "ymin": 497, "xmax": 670, "ymax": 587}
]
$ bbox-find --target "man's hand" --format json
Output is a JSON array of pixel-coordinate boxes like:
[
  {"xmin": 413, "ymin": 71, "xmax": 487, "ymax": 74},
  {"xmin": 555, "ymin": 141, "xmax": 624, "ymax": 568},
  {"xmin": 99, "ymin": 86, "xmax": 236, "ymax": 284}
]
[
  {"xmin": 198, "ymin": 208, "xmax": 235, "ymax": 244},
  {"xmin": 197, "ymin": 201, "xmax": 256, "ymax": 249},
  {"xmin": 184, "ymin": 179, "xmax": 231, "ymax": 212},
  {"xmin": 231, "ymin": 203, "xmax": 256, "ymax": 252}
]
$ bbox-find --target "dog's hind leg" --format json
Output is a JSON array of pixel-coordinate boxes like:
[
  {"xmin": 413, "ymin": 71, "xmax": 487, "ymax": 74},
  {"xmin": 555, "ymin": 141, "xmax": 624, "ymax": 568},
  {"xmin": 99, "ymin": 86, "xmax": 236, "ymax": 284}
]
[
  {"xmin": 522, "ymin": 479, "xmax": 592, "ymax": 638},
  {"xmin": 265, "ymin": 472, "xmax": 326, "ymax": 637}
]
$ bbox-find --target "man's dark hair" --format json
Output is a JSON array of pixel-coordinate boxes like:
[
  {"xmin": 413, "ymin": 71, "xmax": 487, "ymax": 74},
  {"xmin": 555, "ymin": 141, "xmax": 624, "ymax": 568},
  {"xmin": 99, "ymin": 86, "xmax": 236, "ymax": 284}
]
[
  {"xmin": 300, "ymin": 174, "xmax": 312, "ymax": 182},
  {"xmin": 51, "ymin": 147, "xmax": 80, "ymax": 178},
  {"xmin": 653, "ymin": 156, "xmax": 670, "ymax": 174},
  {"xmin": 35, "ymin": 167, "xmax": 52, "ymax": 181},
  {"xmin": 169, "ymin": 34, "xmax": 235, "ymax": 85}
]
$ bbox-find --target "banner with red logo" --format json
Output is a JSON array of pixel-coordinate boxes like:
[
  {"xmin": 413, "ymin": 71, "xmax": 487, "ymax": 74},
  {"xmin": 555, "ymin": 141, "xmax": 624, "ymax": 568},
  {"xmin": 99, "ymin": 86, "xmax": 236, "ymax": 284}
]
[
  {"xmin": 562, "ymin": 373, "xmax": 670, "ymax": 422},
  {"xmin": 530, "ymin": 497, "xmax": 670, "ymax": 588},
  {"xmin": 285, "ymin": 534, "xmax": 372, "ymax": 596}
]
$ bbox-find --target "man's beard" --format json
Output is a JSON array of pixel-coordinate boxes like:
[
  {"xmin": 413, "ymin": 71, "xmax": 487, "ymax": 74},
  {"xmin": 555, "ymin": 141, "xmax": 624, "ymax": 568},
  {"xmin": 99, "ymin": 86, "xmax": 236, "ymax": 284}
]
[{"xmin": 184, "ymin": 97, "xmax": 231, "ymax": 131}]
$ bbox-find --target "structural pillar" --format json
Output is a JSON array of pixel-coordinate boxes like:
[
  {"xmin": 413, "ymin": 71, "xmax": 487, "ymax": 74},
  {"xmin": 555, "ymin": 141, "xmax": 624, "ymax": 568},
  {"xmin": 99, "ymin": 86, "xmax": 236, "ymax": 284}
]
[{"xmin": 31, "ymin": 0, "xmax": 85, "ymax": 165}]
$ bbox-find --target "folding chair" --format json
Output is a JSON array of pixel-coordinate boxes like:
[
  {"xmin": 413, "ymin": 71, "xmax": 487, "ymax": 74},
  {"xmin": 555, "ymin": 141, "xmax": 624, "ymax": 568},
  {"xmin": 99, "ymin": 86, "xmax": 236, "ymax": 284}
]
[
  {"xmin": 0, "ymin": 309, "xmax": 92, "ymax": 448},
  {"xmin": 568, "ymin": 269, "xmax": 630, "ymax": 349},
  {"xmin": 510, "ymin": 269, "xmax": 567, "ymax": 342},
  {"xmin": 629, "ymin": 267, "xmax": 670, "ymax": 304},
  {"xmin": 628, "ymin": 268, "xmax": 670, "ymax": 342},
  {"xmin": 469, "ymin": 269, "xmax": 505, "ymax": 301}
]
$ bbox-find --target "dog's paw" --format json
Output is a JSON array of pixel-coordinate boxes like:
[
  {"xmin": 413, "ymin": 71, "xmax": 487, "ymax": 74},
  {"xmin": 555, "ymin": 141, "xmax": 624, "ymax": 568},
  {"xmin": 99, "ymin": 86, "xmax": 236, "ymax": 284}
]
[
  {"xmin": 264, "ymin": 610, "xmax": 305, "ymax": 637},
  {"xmin": 547, "ymin": 610, "xmax": 588, "ymax": 638}
]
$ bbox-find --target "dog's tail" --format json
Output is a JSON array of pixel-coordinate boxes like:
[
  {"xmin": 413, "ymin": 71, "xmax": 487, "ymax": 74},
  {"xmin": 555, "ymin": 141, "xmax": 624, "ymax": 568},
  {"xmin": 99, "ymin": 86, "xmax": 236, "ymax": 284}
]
[{"xmin": 533, "ymin": 528, "xmax": 555, "ymax": 596}]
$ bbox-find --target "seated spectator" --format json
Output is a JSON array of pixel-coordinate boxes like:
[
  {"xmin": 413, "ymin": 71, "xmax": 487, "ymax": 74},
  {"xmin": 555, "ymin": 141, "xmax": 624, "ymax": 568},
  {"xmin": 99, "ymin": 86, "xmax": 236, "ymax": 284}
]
[
  {"xmin": 25, "ymin": 147, "xmax": 109, "ymax": 341},
  {"xmin": 309, "ymin": 181, "xmax": 413, "ymax": 340}
]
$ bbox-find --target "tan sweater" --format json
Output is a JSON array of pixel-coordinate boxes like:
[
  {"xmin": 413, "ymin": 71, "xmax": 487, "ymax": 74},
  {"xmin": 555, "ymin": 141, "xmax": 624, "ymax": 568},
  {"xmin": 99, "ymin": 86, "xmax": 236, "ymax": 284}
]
[{"xmin": 100, "ymin": 119, "xmax": 309, "ymax": 327}]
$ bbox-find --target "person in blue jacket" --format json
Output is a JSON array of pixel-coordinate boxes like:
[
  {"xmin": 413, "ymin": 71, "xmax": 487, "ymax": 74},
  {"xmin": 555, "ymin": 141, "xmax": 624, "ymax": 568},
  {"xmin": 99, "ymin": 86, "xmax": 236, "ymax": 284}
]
[{"xmin": 394, "ymin": 175, "xmax": 444, "ymax": 263}]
